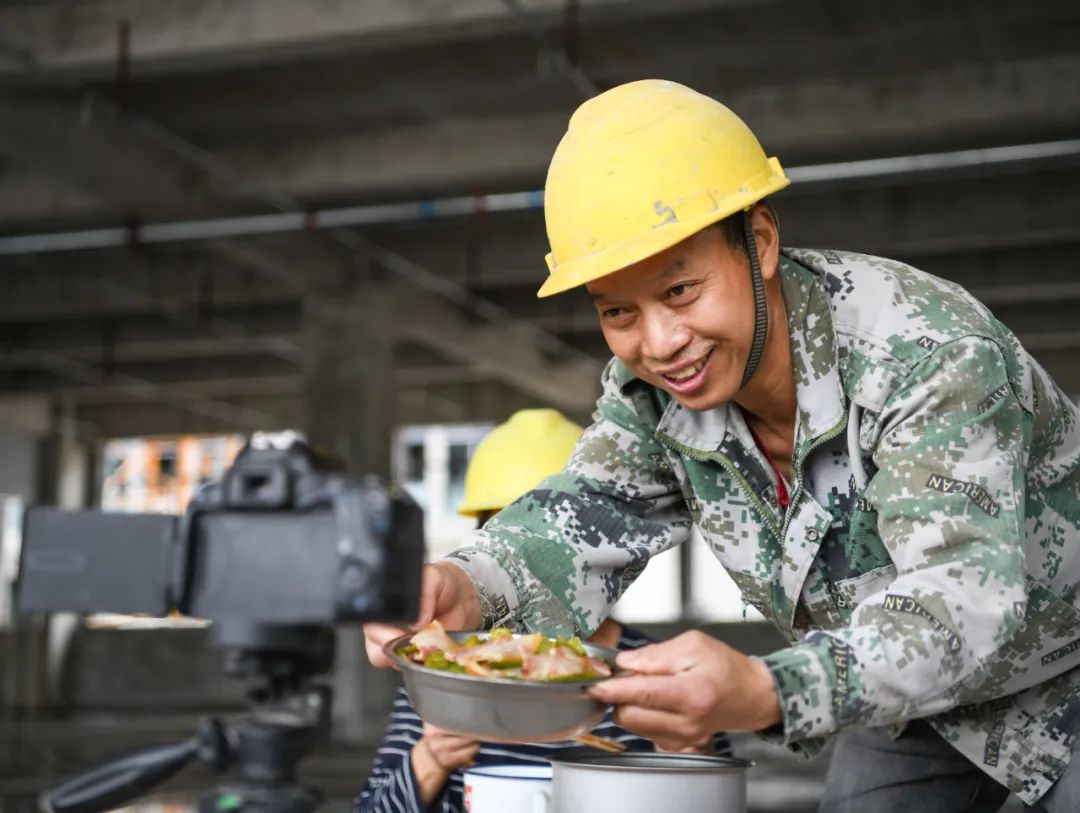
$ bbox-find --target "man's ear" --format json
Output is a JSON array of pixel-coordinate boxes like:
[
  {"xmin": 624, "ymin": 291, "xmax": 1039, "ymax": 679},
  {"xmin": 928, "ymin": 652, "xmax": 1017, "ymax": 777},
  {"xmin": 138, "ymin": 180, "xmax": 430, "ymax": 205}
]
[{"xmin": 750, "ymin": 204, "xmax": 781, "ymax": 280}]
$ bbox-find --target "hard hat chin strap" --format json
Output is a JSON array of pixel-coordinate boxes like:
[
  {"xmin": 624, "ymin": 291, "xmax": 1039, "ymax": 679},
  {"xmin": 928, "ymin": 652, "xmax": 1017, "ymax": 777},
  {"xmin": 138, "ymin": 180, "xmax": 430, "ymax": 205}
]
[{"xmin": 740, "ymin": 208, "xmax": 769, "ymax": 388}]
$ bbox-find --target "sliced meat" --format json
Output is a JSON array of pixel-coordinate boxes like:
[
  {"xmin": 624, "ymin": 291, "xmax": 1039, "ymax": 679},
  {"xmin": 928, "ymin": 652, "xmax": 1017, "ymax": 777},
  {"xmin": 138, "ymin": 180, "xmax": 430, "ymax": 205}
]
[
  {"xmin": 453, "ymin": 636, "xmax": 527, "ymax": 667},
  {"xmin": 409, "ymin": 620, "xmax": 460, "ymax": 660},
  {"xmin": 586, "ymin": 656, "xmax": 612, "ymax": 678},
  {"xmin": 520, "ymin": 646, "xmax": 591, "ymax": 680}
]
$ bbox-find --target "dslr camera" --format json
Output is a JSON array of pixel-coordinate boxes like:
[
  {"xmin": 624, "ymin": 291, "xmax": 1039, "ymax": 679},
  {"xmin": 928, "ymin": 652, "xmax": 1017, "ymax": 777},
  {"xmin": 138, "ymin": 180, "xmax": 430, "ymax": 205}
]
[{"xmin": 17, "ymin": 432, "xmax": 425, "ymax": 813}]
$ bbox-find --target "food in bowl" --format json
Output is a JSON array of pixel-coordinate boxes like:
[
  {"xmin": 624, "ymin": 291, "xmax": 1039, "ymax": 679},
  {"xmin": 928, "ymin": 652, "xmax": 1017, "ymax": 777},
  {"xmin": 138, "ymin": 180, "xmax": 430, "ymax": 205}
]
[
  {"xmin": 384, "ymin": 626, "xmax": 618, "ymax": 741},
  {"xmin": 395, "ymin": 621, "xmax": 613, "ymax": 681}
]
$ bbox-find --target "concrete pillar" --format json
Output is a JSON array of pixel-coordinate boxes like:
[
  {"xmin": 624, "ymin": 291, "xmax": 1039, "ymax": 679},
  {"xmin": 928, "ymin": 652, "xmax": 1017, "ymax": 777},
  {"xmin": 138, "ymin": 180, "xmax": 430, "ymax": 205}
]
[
  {"xmin": 0, "ymin": 396, "xmax": 49, "ymax": 718},
  {"xmin": 56, "ymin": 401, "xmax": 88, "ymax": 510},
  {"xmin": 302, "ymin": 273, "xmax": 398, "ymax": 742},
  {"xmin": 44, "ymin": 400, "xmax": 90, "ymax": 708},
  {"xmin": 302, "ymin": 279, "xmax": 394, "ymax": 477}
]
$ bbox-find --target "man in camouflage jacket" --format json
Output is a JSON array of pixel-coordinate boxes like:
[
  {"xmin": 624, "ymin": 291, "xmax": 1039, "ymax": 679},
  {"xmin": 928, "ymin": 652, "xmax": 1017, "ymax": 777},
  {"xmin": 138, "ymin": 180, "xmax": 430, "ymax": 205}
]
[
  {"xmin": 436, "ymin": 246, "xmax": 1080, "ymax": 808},
  {"xmin": 364, "ymin": 81, "xmax": 1080, "ymax": 810}
]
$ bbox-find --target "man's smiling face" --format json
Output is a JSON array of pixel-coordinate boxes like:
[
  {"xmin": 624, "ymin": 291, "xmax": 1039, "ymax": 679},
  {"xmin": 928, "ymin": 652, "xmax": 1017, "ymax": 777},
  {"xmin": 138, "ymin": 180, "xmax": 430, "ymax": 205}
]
[{"xmin": 587, "ymin": 223, "xmax": 766, "ymax": 412}]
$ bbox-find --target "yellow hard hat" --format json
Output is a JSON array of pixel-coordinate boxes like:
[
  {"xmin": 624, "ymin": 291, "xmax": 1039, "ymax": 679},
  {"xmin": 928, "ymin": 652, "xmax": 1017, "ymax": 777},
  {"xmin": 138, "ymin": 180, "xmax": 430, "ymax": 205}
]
[
  {"xmin": 458, "ymin": 409, "xmax": 584, "ymax": 518},
  {"xmin": 538, "ymin": 79, "xmax": 790, "ymax": 298}
]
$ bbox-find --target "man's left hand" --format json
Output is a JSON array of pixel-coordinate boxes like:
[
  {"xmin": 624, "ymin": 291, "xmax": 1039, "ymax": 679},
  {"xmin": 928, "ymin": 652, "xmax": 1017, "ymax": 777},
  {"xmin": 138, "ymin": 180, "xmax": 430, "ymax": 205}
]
[{"xmin": 586, "ymin": 630, "xmax": 782, "ymax": 751}]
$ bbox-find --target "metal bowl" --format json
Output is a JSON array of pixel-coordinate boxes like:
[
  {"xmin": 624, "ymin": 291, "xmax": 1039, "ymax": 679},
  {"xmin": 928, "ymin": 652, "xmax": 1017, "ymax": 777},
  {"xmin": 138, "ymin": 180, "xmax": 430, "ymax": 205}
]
[{"xmin": 384, "ymin": 630, "xmax": 618, "ymax": 742}]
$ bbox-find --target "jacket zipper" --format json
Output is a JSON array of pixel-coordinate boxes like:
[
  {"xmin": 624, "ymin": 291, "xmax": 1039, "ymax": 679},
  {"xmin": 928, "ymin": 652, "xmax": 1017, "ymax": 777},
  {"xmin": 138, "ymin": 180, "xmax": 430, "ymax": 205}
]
[
  {"xmin": 656, "ymin": 433, "xmax": 783, "ymax": 539},
  {"xmin": 780, "ymin": 413, "xmax": 848, "ymax": 542}
]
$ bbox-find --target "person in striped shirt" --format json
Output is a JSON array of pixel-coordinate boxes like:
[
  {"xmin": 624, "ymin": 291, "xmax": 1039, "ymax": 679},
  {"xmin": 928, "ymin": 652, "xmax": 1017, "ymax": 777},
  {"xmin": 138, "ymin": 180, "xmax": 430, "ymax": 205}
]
[{"xmin": 354, "ymin": 410, "xmax": 732, "ymax": 813}]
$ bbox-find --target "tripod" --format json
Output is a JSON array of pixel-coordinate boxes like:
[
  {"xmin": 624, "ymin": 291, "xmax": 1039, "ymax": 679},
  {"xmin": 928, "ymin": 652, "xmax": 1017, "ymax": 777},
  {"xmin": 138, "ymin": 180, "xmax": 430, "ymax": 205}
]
[{"xmin": 47, "ymin": 623, "xmax": 335, "ymax": 813}]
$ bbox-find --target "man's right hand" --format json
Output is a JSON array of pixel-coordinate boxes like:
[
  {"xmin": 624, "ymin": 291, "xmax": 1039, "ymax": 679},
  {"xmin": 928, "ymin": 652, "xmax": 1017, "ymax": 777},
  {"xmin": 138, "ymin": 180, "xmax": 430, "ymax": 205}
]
[{"xmin": 363, "ymin": 561, "xmax": 483, "ymax": 667}]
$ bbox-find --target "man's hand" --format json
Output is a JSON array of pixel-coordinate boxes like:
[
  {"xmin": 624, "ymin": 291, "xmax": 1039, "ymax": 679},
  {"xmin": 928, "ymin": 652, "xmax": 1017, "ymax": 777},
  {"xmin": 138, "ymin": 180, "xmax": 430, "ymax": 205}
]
[
  {"xmin": 363, "ymin": 561, "xmax": 483, "ymax": 667},
  {"xmin": 411, "ymin": 724, "xmax": 482, "ymax": 805},
  {"xmin": 586, "ymin": 630, "xmax": 781, "ymax": 751}
]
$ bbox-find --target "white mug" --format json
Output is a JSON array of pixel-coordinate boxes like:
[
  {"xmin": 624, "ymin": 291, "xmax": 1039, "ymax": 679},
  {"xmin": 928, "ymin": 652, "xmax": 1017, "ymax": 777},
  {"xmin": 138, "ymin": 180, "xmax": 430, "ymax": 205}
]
[{"xmin": 462, "ymin": 763, "xmax": 552, "ymax": 813}]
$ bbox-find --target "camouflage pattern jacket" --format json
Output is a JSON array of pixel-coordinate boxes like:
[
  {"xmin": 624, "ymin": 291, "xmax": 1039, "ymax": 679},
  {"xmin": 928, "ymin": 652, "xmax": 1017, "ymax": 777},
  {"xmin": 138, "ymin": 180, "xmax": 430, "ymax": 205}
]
[{"xmin": 447, "ymin": 249, "xmax": 1080, "ymax": 803}]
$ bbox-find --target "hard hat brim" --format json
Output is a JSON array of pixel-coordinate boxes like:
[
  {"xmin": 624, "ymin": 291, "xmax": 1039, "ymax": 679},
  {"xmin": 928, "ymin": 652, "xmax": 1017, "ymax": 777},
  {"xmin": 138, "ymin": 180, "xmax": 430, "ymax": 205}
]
[{"xmin": 538, "ymin": 162, "xmax": 789, "ymax": 298}]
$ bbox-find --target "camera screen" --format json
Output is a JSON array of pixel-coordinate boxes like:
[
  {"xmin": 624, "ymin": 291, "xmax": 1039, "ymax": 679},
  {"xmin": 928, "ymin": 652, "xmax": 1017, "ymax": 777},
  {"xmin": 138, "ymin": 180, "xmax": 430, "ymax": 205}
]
[
  {"xmin": 186, "ymin": 509, "xmax": 340, "ymax": 623},
  {"xmin": 18, "ymin": 508, "xmax": 176, "ymax": 616}
]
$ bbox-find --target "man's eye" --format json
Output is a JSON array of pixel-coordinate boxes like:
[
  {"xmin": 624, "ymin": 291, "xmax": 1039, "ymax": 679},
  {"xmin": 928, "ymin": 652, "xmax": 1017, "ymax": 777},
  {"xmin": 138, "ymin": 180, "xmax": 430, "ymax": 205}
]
[
  {"xmin": 668, "ymin": 282, "xmax": 695, "ymax": 298},
  {"xmin": 602, "ymin": 307, "xmax": 625, "ymax": 319}
]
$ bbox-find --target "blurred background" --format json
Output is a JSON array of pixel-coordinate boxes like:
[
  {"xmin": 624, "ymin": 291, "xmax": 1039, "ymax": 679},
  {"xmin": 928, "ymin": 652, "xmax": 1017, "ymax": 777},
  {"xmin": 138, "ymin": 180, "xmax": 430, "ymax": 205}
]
[{"xmin": 1, "ymin": 0, "xmax": 1078, "ymax": 810}]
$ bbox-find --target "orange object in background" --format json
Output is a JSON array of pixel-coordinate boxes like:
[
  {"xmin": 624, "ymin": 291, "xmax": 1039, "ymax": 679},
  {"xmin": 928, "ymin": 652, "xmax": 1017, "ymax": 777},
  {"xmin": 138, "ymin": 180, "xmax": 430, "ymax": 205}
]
[
  {"xmin": 101, "ymin": 434, "xmax": 243, "ymax": 514},
  {"xmin": 91, "ymin": 433, "xmax": 243, "ymax": 629}
]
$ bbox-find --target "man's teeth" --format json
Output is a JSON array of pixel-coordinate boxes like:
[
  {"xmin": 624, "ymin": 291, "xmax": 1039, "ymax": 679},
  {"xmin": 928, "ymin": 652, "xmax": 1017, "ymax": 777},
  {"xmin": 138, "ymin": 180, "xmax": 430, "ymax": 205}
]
[{"xmin": 666, "ymin": 358, "xmax": 707, "ymax": 381}]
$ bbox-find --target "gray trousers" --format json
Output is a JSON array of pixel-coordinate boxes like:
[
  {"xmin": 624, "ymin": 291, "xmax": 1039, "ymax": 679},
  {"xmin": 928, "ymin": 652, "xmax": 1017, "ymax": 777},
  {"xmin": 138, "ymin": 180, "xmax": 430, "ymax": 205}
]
[{"xmin": 819, "ymin": 720, "xmax": 1080, "ymax": 813}]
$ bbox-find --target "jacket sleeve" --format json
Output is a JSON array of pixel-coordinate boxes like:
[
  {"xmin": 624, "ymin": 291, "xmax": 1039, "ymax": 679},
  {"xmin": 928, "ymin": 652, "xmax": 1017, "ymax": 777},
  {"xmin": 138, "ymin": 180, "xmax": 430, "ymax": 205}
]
[
  {"xmin": 353, "ymin": 687, "xmax": 435, "ymax": 813},
  {"xmin": 446, "ymin": 360, "xmax": 692, "ymax": 637},
  {"xmin": 762, "ymin": 336, "xmax": 1030, "ymax": 741}
]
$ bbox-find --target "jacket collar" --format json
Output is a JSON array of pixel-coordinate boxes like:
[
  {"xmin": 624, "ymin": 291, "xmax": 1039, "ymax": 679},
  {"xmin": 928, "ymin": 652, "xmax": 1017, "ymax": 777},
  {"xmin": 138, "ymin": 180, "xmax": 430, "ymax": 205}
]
[{"xmin": 779, "ymin": 251, "xmax": 847, "ymax": 457}]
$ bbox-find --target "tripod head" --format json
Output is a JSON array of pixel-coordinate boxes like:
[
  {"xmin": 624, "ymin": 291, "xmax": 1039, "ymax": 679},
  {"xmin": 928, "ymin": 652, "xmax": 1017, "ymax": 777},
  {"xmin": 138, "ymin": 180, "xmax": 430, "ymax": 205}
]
[{"xmin": 47, "ymin": 623, "xmax": 336, "ymax": 813}]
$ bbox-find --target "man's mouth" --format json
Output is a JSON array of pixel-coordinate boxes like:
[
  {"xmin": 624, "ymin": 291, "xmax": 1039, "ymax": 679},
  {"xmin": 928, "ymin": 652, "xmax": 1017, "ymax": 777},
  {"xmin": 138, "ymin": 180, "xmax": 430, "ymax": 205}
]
[{"xmin": 659, "ymin": 349, "xmax": 713, "ymax": 393}]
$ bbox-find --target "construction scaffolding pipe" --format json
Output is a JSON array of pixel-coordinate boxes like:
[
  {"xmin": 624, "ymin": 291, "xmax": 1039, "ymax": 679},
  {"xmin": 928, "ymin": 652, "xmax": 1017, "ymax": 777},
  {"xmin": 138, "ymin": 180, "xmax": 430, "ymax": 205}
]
[{"xmin": 2, "ymin": 139, "xmax": 1079, "ymax": 257}]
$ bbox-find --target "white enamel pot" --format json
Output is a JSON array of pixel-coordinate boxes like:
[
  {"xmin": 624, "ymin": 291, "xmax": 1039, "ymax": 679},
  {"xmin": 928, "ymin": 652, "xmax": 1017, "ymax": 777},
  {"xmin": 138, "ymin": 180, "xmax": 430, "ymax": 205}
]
[{"xmin": 542, "ymin": 750, "xmax": 752, "ymax": 813}]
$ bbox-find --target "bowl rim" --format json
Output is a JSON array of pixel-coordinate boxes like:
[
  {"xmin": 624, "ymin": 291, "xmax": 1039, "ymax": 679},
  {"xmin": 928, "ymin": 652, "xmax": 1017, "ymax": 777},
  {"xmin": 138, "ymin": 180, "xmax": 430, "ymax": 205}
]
[{"xmin": 383, "ymin": 628, "xmax": 620, "ymax": 688}]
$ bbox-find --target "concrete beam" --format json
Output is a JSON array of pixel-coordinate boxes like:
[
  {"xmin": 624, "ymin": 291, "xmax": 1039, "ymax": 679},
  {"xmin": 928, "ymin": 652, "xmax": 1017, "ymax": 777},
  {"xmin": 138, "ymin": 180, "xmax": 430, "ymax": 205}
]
[
  {"xmin": 3, "ymin": 365, "xmax": 496, "ymax": 403},
  {"xmin": 0, "ymin": 93, "xmax": 230, "ymax": 218},
  {"xmin": 0, "ymin": 0, "xmax": 759, "ymax": 80},
  {"xmin": 71, "ymin": 376, "xmax": 556, "ymax": 438},
  {"xmin": 5, "ymin": 162, "xmax": 1080, "ymax": 326},
  {"xmin": 0, "ymin": 320, "xmax": 454, "ymax": 372},
  {"xmin": 95, "ymin": 0, "xmax": 1076, "ymax": 149},
  {"xmin": 0, "ymin": 248, "xmax": 299, "ymax": 323},
  {"xmin": 4, "ymin": 52, "xmax": 1080, "ymax": 226},
  {"xmin": 73, "ymin": 397, "xmax": 295, "ymax": 438},
  {"xmin": 0, "ymin": 100, "xmax": 596, "ymax": 415},
  {"xmin": 162, "ymin": 53, "xmax": 1080, "ymax": 204},
  {"xmin": 395, "ymin": 288, "xmax": 600, "ymax": 414},
  {"xmin": 0, "ymin": 394, "xmax": 51, "ymax": 435},
  {"xmin": 0, "ymin": 333, "xmax": 300, "ymax": 369},
  {"xmin": 166, "ymin": 235, "xmax": 605, "ymax": 412},
  {"xmin": 0, "ymin": 165, "xmax": 99, "ymax": 227},
  {"xmin": 38, "ymin": 374, "xmax": 302, "ymax": 404},
  {"xmin": 0, "ymin": 275, "xmax": 600, "ymax": 414},
  {"xmin": 222, "ymin": 111, "xmax": 566, "ymax": 206},
  {"xmin": 1, "ymin": 353, "xmax": 296, "ymax": 390},
  {"xmin": 0, "ymin": 306, "xmax": 600, "ymax": 412}
]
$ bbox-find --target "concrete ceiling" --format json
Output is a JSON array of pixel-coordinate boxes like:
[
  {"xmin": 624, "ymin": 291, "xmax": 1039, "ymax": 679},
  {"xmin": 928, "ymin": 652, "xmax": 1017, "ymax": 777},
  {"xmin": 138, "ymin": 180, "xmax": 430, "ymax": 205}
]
[{"xmin": 0, "ymin": 0, "xmax": 1079, "ymax": 436}]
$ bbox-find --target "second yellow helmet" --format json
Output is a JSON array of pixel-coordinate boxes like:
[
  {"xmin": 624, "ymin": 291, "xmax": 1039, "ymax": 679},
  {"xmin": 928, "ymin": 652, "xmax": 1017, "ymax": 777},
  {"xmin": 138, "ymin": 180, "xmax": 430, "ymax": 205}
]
[{"xmin": 458, "ymin": 409, "xmax": 584, "ymax": 518}]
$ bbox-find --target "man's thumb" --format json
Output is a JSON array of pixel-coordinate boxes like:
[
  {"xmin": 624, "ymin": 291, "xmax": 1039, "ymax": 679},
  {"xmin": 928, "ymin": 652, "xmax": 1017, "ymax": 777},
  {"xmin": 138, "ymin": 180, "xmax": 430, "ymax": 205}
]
[{"xmin": 411, "ymin": 564, "xmax": 441, "ymax": 629}]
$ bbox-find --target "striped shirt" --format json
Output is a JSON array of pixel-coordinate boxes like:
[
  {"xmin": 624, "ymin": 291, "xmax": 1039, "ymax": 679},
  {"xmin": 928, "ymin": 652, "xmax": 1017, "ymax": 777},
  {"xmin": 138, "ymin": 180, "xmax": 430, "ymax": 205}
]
[{"xmin": 353, "ymin": 626, "xmax": 733, "ymax": 813}]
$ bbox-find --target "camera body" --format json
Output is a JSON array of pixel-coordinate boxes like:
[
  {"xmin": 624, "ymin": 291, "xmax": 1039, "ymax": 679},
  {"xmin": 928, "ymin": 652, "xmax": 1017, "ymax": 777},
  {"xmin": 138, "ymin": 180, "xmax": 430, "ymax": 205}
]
[{"xmin": 18, "ymin": 432, "xmax": 424, "ymax": 625}]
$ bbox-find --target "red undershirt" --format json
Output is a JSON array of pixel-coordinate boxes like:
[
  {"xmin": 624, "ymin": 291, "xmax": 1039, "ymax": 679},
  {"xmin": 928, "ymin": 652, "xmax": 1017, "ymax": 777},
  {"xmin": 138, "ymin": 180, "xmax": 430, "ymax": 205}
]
[{"xmin": 747, "ymin": 424, "xmax": 790, "ymax": 509}]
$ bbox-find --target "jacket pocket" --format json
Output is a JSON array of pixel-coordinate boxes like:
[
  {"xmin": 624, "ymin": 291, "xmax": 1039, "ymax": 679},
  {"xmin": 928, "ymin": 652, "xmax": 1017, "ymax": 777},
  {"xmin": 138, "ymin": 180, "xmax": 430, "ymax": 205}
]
[{"xmin": 834, "ymin": 563, "xmax": 899, "ymax": 610}]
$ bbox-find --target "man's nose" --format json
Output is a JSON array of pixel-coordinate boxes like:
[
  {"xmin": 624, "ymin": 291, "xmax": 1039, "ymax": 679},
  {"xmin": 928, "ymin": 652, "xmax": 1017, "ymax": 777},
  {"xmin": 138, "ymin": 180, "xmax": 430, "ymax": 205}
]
[{"xmin": 641, "ymin": 309, "xmax": 691, "ymax": 361}]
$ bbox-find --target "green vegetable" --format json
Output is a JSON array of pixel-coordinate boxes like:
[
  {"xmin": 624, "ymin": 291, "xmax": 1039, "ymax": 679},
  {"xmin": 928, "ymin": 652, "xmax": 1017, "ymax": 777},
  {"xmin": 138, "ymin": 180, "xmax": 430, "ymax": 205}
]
[
  {"xmin": 423, "ymin": 651, "xmax": 466, "ymax": 673},
  {"xmin": 404, "ymin": 628, "xmax": 604, "ymax": 681},
  {"xmin": 546, "ymin": 672, "xmax": 597, "ymax": 682},
  {"xmin": 557, "ymin": 636, "xmax": 589, "ymax": 657}
]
